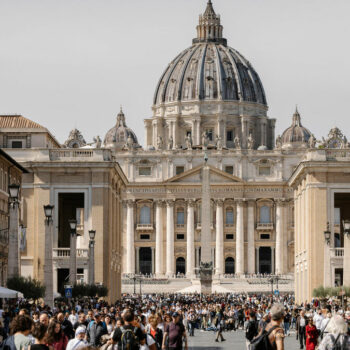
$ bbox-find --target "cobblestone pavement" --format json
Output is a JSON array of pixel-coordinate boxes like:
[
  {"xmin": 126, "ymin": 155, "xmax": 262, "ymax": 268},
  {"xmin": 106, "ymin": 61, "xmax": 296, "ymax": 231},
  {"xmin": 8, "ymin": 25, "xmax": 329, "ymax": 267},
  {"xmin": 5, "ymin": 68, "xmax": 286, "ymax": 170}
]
[{"xmin": 187, "ymin": 328, "xmax": 298, "ymax": 350}]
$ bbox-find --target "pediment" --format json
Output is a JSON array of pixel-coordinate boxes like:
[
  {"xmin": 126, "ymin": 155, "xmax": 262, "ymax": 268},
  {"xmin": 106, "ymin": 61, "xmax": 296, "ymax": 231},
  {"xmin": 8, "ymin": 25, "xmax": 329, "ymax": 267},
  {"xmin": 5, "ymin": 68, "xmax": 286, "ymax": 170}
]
[{"xmin": 166, "ymin": 165, "xmax": 243, "ymax": 184}]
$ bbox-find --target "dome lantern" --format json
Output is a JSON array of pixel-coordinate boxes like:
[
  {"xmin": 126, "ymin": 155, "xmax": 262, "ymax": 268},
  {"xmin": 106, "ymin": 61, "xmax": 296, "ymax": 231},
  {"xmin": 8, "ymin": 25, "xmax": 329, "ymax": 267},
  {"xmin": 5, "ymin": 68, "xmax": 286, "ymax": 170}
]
[{"xmin": 193, "ymin": 0, "xmax": 227, "ymax": 45}]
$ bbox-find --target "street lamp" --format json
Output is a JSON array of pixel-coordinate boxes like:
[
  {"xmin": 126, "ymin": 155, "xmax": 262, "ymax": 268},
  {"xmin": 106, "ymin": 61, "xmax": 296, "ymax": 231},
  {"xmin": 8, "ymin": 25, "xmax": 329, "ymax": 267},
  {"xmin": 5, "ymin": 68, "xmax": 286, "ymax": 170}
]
[
  {"xmin": 342, "ymin": 220, "xmax": 350, "ymax": 238},
  {"xmin": 43, "ymin": 204, "xmax": 54, "ymax": 308},
  {"xmin": 69, "ymin": 219, "xmax": 77, "ymax": 285},
  {"xmin": 88, "ymin": 230, "xmax": 96, "ymax": 284},
  {"xmin": 8, "ymin": 183, "xmax": 20, "ymax": 203},
  {"xmin": 8, "ymin": 183, "xmax": 20, "ymax": 278},
  {"xmin": 324, "ymin": 222, "xmax": 331, "ymax": 245}
]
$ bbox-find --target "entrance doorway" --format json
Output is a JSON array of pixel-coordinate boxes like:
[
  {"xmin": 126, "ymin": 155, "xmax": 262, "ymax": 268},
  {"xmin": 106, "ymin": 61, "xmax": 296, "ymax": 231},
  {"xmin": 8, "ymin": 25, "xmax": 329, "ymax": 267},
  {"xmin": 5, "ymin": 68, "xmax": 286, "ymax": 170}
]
[
  {"xmin": 176, "ymin": 257, "xmax": 186, "ymax": 275},
  {"xmin": 139, "ymin": 247, "xmax": 152, "ymax": 275},
  {"xmin": 57, "ymin": 268, "xmax": 69, "ymax": 295},
  {"xmin": 259, "ymin": 247, "xmax": 272, "ymax": 274},
  {"xmin": 225, "ymin": 257, "xmax": 235, "ymax": 274}
]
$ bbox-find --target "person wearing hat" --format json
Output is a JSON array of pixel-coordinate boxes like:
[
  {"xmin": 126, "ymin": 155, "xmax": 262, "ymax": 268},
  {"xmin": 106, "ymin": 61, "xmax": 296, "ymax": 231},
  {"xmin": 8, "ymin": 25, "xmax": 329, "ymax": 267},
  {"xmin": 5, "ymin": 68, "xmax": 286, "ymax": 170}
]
[
  {"xmin": 162, "ymin": 312, "xmax": 187, "ymax": 350},
  {"xmin": 66, "ymin": 327, "xmax": 88, "ymax": 350},
  {"xmin": 86, "ymin": 313, "xmax": 107, "ymax": 347}
]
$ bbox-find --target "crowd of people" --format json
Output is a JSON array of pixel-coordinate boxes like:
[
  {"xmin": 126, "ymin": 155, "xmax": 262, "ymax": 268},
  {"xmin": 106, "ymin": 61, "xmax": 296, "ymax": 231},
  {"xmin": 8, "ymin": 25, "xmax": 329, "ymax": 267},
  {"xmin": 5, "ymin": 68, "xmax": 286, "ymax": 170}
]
[{"xmin": 0, "ymin": 293, "xmax": 349, "ymax": 350}]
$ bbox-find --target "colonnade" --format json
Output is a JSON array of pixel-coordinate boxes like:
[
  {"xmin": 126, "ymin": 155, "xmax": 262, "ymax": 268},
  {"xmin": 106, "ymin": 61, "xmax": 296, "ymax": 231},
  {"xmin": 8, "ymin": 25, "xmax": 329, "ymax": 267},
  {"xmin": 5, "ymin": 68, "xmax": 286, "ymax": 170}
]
[{"xmin": 124, "ymin": 199, "xmax": 286, "ymax": 277}]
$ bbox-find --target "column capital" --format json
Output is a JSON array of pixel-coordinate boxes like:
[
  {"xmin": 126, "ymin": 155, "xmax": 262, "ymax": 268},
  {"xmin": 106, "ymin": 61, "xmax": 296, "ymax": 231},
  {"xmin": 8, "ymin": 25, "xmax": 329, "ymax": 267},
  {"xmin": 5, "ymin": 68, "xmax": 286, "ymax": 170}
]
[
  {"xmin": 214, "ymin": 199, "xmax": 224, "ymax": 207},
  {"xmin": 234, "ymin": 198, "xmax": 245, "ymax": 205},
  {"xmin": 275, "ymin": 198, "xmax": 286, "ymax": 206},
  {"xmin": 126, "ymin": 199, "xmax": 135, "ymax": 208},
  {"xmin": 166, "ymin": 199, "xmax": 175, "ymax": 207},
  {"xmin": 186, "ymin": 199, "xmax": 196, "ymax": 207},
  {"xmin": 155, "ymin": 199, "xmax": 164, "ymax": 207}
]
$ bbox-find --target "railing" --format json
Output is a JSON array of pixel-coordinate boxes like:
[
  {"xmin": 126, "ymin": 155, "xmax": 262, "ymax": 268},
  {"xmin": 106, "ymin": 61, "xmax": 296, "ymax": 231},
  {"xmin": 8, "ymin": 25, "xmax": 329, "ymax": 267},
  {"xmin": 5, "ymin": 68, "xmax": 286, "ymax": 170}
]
[
  {"xmin": 330, "ymin": 248, "xmax": 344, "ymax": 258},
  {"xmin": 136, "ymin": 224, "xmax": 153, "ymax": 231},
  {"xmin": 176, "ymin": 224, "xmax": 185, "ymax": 229},
  {"xmin": 49, "ymin": 149, "xmax": 112, "ymax": 161},
  {"xmin": 256, "ymin": 223, "xmax": 274, "ymax": 230},
  {"xmin": 53, "ymin": 248, "xmax": 89, "ymax": 258},
  {"xmin": 225, "ymin": 223, "xmax": 234, "ymax": 228},
  {"xmin": 326, "ymin": 150, "xmax": 350, "ymax": 160}
]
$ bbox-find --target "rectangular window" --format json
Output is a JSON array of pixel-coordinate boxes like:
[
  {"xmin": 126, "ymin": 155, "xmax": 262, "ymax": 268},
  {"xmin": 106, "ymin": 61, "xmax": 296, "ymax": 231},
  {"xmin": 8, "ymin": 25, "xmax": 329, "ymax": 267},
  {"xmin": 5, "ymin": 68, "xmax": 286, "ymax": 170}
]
[
  {"xmin": 176, "ymin": 234, "xmax": 185, "ymax": 240},
  {"xmin": 260, "ymin": 234, "xmax": 270, "ymax": 239},
  {"xmin": 11, "ymin": 141, "xmax": 23, "ymax": 148},
  {"xmin": 259, "ymin": 166, "xmax": 271, "ymax": 176},
  {"xmin": 226, "ymin": 130, "xmax": 233, "ymax": 142},
  {"xmin": 226, "ymin": 234, "xmax": 234, "ymax": 240},
  {"xmin": 139, "ymin": 167, "xmax": 151, "ymax": 176},
  {"xmin": 206, "ymin": 129, "xmax": 213, "ymax": 141},
  {"xmin": 225, "ymin": 166, "xmax": 234, "ymax": 175},
  {"xmin": 140, "ymin": 234, "xmax": 150, "ymax": 240},
  {"xmin": 176, "ymin": 210, "xmax": 185, "ymax": 225},
  {"xmin": 226, "ymin": 209, "xmax": 234, "ymax": 224},
  {"xmin": 176, "ymin": 166, "xmax": 185, "ymax": 175}
]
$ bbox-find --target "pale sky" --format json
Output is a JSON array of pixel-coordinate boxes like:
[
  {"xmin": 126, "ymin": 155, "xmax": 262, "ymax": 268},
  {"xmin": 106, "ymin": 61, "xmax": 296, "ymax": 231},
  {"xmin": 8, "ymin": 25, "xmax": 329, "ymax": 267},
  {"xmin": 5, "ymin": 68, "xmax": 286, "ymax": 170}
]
[{"xmin": 1, "ymin": 0, "xmax": 349, "ymax": 146}]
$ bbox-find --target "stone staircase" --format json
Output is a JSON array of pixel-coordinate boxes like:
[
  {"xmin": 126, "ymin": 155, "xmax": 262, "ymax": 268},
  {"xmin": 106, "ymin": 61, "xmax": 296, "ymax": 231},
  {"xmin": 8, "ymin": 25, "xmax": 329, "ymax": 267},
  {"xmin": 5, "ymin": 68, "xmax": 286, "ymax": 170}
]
[{"xmin": 121, "ymin": 276, "xmax": 294, "ymax": 294}]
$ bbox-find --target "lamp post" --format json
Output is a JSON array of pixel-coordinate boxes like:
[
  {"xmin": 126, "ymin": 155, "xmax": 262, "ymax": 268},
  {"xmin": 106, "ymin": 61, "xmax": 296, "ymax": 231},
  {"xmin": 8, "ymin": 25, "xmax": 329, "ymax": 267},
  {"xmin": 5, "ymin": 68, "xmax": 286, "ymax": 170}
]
[
  {"xmin": 342, "ymin": 220, "xmax": 350, "ymax": 238},
  {"xmin": 8, "ymin": 183, "xmax": 20, "ymax": 278},
  {"xmin": 324, "ymin": 222, "xmax": 331, "ymax": 245},
  {"xmin": 69, "ymin": 219, "xmax": 77, "ymax": 285},
  {"xmin": 88, "ymin": 230, "xmax": 96, "ymax": 285},
  {"xmin": 43, "ymin": 205, "xmax": 54, "ymax": 307}
]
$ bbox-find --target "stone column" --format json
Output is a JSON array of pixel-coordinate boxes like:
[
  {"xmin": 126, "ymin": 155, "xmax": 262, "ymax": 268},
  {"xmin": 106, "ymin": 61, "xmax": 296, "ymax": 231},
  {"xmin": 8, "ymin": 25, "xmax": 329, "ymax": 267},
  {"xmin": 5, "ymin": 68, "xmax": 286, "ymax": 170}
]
[
  {"xmin": 166, "ymin": 200, "xmax": 175, "ymax": 276},
  {"xmin": 186, "ymin": 200, "xmax": 195, "ymax": 277},
  {"xmin": 215, "ymin": 200, "xmax": 224, "ymax": 276},
  {"xmin": 155, "ymin": 200, "xmax": 163, "ymax": 276},
  {"xmin": 151, "ymin": 247, "xmax": 155, "ymax": 274},
  {"xmin": 247, "ymin": 200, "xmax": 255, "ymax": 274},
  {"xmin": 256, "ymin": 247, "xmax": 260, "ymax": 273},
  {"xmin": 275, "ymin": 199, "xmax": 284, "ymax": 274},
  {"xmin": 126, "ymin": 200, "xmax": 135, "ymax": 274},
  {"xmin": 271, "ymin": 247, "xmax": 275, "ymax": 274},
  {"xmin": 8, "ymin": 203, "xmax": 20, "ymax": 278},
  {"xmin": 235, "ymin": 200, "xmax": 244, "ymax": 275},
  {"xmin": 343, "ymin": 235, "xmax": 350, "ymax": 285},
  {"xmin": 135, "ymin": 247, "xmax": 140, "ymax": 274}
]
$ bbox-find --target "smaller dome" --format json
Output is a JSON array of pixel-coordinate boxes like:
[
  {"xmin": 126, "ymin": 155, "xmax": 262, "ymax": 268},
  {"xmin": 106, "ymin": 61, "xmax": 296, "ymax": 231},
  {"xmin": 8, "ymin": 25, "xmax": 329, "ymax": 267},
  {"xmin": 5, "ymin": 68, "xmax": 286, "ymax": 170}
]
[
  {"xmin": 104, "ymin": 108, "xmax": 139, "ymax": 150},
  {"xmin": 280, "ymin": 108, "xmax": 312, "ymax": 149}
]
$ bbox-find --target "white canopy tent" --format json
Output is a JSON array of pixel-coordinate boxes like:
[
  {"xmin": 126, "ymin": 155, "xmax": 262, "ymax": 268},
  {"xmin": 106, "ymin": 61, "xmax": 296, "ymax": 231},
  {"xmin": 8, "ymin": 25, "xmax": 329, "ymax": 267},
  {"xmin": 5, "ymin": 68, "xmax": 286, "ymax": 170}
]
[{"xmin": 0, "ymin": 286, "xmax": 24, "ymax": 298}]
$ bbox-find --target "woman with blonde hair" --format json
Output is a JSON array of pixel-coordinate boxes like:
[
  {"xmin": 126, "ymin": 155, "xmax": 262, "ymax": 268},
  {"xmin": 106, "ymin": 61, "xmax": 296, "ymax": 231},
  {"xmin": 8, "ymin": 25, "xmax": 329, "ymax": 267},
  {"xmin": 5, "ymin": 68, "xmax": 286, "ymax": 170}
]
[{"xmin": 318, "ymin": 315, "xmax": 350, "ymax": 350}]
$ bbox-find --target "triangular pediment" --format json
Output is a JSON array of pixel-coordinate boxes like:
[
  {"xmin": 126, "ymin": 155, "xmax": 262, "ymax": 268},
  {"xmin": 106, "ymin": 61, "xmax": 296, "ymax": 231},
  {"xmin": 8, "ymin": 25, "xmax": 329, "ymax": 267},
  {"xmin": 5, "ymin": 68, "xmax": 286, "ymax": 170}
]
[{"xmin": 166, "ymin": 165, "xmax": 243, "ymax": 184}]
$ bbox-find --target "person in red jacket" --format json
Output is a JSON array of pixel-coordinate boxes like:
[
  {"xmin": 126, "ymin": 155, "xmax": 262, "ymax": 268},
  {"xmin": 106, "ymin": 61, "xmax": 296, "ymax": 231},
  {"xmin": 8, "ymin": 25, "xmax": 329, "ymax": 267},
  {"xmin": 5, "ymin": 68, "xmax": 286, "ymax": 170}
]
[{"xmin": 306, "ymin": 318, "xmax": 318, "ymax": 350}]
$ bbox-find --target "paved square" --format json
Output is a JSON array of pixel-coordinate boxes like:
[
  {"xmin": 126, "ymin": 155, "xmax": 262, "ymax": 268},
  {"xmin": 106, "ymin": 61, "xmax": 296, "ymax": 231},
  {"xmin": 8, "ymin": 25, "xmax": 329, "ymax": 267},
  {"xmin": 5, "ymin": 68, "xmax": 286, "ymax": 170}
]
[{"xmin": 187, "ymin": 329, "xmax": 298, "ymax": 350}]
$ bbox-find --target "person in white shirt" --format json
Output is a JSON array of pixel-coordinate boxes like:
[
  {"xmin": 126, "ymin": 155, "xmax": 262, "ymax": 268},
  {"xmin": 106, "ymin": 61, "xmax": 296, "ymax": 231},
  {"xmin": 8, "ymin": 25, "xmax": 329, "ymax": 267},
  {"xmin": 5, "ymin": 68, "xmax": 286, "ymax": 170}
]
[
  {"xmin": 320, "ymin": 313, "xmax": 332, "ymax": 339},
  {"xmin": 68, "ymin": 310, "xmax": 79, "ymax": 326},
  {"xmin": 66, "ymin": 327, "xmax": 88, "ymax": 350},
  {"xmin": 313, "ymin": 309, "xmax": 324, "ymax": 335}
]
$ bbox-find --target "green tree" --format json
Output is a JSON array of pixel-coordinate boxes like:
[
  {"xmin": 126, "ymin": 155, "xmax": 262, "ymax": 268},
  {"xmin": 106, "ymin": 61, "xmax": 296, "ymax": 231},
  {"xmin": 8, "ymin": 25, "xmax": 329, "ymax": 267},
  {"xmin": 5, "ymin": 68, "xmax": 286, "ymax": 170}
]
[{"xmin": 7, "ymin": 276, "xmax": 45, "ymax": 300}]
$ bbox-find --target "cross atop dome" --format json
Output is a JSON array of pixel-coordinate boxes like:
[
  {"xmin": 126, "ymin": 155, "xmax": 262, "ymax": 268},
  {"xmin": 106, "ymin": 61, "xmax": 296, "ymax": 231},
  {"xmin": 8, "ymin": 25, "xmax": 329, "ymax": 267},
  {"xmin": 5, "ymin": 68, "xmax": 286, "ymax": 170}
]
[
  {"xmin": 292, "ymin": 106, "xmax": 302, "ymax": 127},
  {"xmin": 193, "ymin": 0, "xmax": 227, "ymax": 45}
]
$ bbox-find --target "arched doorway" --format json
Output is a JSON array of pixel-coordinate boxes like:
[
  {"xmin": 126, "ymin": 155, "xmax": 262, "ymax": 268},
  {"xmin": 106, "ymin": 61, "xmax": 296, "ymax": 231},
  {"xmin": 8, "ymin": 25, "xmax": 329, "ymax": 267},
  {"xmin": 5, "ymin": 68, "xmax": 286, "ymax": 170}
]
[
  {"xmin": 259, "ymin": 247, "xmax": 272, "ymax": 274},
  {"xmin": 139, "ymin": 247, "xmax": 152, "ymax": 275},
  {"xmin": 225, "ymin": 257, "xmax": 235, "ymax": 274},
  {"xmin": 176, "ymin": 257, "xmax": 186, "ymax": 275}
]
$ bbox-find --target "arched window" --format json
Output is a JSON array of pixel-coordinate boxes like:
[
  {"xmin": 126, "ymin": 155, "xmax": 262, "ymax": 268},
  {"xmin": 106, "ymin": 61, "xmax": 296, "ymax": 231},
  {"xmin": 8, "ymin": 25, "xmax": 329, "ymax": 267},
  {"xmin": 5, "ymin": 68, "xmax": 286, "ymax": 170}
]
[
  {"xmin": 140, "ymin": 206, "xmax": 151, "ymax": 225},
  {"xmin": 260, "ymin": 206, "xmax": 270, "ymax": 223},
  {"xmin": 176, "ymin": 208, "xmax": 185, "ymax": 225},
  {"xmin": 225, "ymin": 208, "xmax": 234, "ymax": 225},
  {"xmin": 225, "ymin": 257, "xmax": 235, "ymax": 274}
]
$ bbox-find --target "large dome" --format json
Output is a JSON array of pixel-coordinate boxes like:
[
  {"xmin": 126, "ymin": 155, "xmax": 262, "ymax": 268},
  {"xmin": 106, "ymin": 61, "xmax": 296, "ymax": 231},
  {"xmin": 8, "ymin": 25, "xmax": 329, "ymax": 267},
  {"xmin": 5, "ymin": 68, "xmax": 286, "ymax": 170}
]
[{"xmin": 153, "ymin": 1, "xmax": 267, "ymax": 106}]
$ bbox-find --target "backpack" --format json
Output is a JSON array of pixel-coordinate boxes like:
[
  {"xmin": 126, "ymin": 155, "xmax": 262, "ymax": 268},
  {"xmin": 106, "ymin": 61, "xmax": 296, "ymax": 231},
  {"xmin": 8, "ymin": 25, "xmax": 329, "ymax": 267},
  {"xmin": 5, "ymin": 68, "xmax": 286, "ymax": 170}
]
[
  {"xmin": 246, "ymin": 320, "xmax": 259, "ymax": 341},
  {"xmin": 249, "ymin": 325, "xmax": 279, "ymax": 350},
  {"xmin": 120, "ymin": 326, "xmax": 139, "ymax": 350},
  {"xmin": 330, "ymin": 334, "xmax": 349, "ymax": 350},
  {"xmin": 0, "ymin": 336, "xmax": 16, "ymax": 350}
]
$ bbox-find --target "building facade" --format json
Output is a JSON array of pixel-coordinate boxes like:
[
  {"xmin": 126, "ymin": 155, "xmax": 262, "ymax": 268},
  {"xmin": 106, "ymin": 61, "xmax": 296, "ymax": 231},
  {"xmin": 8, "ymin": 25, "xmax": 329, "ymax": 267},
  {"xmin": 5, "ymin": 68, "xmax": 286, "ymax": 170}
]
[{"xmin": 1, "ymin": 1, "xmax": 349, "ymax": 297}]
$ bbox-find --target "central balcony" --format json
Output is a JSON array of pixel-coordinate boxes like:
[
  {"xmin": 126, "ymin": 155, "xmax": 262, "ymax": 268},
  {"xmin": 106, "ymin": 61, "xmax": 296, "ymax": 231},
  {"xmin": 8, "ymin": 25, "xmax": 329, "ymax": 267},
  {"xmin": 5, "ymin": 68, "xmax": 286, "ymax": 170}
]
[
  {"xmin": 53, "ymin": 248, "xmax": 89, "ymax": 258},
  {"xmin": 256, "ymin": 223, "xmax": 274, "ymax": 230},
  {"xmin": 136, "ymin": 224, "xmax": 154, "ymax": 231}
]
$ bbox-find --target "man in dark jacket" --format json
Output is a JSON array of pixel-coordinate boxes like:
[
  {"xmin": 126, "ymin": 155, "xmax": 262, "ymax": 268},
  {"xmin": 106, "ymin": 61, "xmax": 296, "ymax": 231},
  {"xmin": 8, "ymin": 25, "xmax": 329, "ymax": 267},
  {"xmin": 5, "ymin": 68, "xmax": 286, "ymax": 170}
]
[
  {"xmin": 296, "ymin": 310, "xmax": 308, "ymax": 349},
  {"xmin": 245, "ymin": 311, "xmax": 259, "ymax": 350},
  {"xmin": 87, "ymin": 313, "xmax": 107, "ymax": 347}
]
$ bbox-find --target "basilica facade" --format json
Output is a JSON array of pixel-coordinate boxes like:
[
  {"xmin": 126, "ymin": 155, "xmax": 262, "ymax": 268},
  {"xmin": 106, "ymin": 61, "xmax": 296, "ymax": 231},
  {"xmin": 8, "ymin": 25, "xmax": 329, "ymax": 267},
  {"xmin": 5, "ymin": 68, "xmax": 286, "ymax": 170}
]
[{"xmin": 1, "ymin": 1, "xmax": 349, "ymax": 301}]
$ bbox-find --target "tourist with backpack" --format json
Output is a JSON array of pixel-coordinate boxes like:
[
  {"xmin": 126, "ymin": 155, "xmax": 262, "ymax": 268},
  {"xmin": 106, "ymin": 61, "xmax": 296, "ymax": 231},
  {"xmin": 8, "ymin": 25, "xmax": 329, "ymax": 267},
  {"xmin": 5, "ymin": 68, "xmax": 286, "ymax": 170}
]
[
  {"xmin": 318, "ymin": 315, "xmax": 350, "ymax": 350},
  {"xmin": 249, "ymin": 304, "xmax": 285, "ymax": 350},
  {"xmin": 86, "ymin": 313, "xmax": 107, "ymax": 347},
  {"xmin": 111, "ymin": 309, "xmax": 144, "ymax": 350},
  {"xmin": 245, "ymin": 311, "xmax": 259, "ymax": 350}
]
